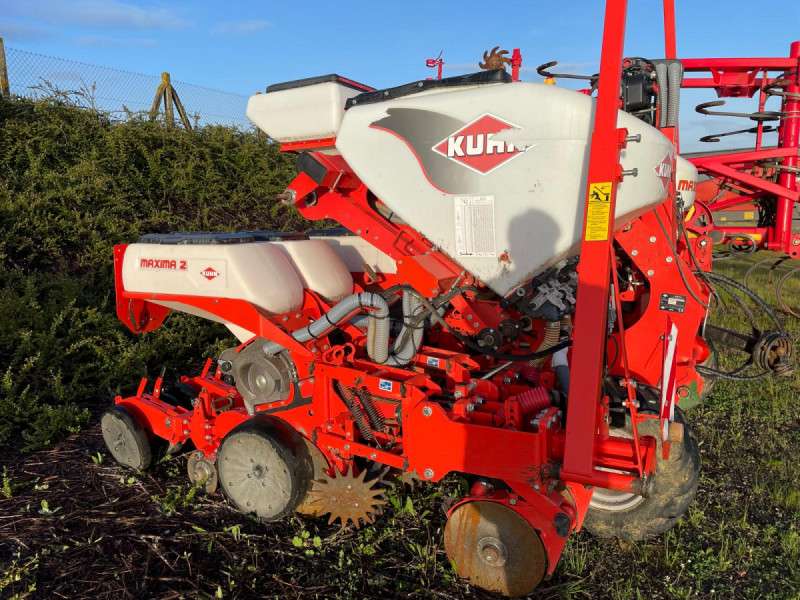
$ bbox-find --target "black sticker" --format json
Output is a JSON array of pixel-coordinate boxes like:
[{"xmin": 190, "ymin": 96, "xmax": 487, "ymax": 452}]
[{"xmin": 659, "ymin": 293, "xmax": 687, "ymax": 314}]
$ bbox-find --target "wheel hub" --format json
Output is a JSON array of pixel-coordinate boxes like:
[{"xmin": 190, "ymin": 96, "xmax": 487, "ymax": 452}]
[{"xmin": 477, "ymin": 536, "xmax": 508, "ymax": 566}]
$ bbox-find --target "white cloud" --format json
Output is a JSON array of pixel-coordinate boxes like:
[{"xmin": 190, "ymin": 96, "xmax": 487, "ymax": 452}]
[
  {"xmin": 0, "ymin": 21, "xmax": 56, "ymax": 41},
  {"xmin": 0, "ymin": 0, "xmax": 189, "ymax": 30},
  {"xmin": 211, "ymin": 20, "xmax": 271, "ymax": 36},
  {"xmin": 73, "ymin": 35, "xmax": 157, "ymax": 47}
]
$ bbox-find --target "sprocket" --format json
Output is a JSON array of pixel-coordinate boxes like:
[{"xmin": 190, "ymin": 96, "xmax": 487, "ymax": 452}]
[{"xmin": 305, "ymin": 466, "xmax": 390, "ymax": 528}]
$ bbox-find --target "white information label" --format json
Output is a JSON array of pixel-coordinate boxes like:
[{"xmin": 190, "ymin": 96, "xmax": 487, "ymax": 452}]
[{"xmin": 454, "ymin": 195, "xmax": 496, "ymax": 258}]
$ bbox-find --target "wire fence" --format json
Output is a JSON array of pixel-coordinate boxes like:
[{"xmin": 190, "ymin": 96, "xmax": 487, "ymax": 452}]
[{"xmin": 3, "ymin": 45, "xmax": 251, "ymax": 129}]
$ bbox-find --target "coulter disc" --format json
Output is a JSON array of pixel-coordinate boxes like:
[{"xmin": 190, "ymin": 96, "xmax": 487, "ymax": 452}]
[{"xmin": 443, "ymin": 501, "xmax": 546, "ymax": 597}]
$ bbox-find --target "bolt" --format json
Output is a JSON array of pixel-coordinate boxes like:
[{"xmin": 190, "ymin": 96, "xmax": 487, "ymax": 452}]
[
  {"xmin": 454, "ymin": 391, "xmax": 463, "ymax": 399},
  {"xmin": 625, "ymin": 134, "xmax": 642, "ymax": 143},
  {"xmin": 473, "ymin": 322, "xmax": 479, "ymax": 329},
  {"xmin": 323, "ymin": 344, "xmax": 329, "ymax": 350},
  {"xmin": 204, "ymin": 424, "xmax": 211, "ymax": 430},
  {"xmin": 621, "ymin": 168, "xmax": 638, "ymax": 177},
  {"xmin": 165, "ymin": 418, "xmax": 172, "ymax": 427},
  {"xmin": 282, "ymin": 316, "xmax": 289, "ymax": 321},
  {"xmin": 422, "ymin": 406, "xmax": 433, "ymax": 417},
  {"xmin": 647, "ymin": 269, "xmax": 655, "ymax": 276},
  {"xmin": 183, "ymin": 429, "xmax": 190, "ymax": 435},
  {"xmin": 423, "ymin": 468, "xmax": 434, "ymax": 479},
  {"xmin": 466, "ymin": 314, "xmax": 473, "ymax": 320},
  {"xmin": 509, "ymin": 497, "xmax": 517, "ymax": 505},
  {"xmin": 666, "ymin": 256, "xmax": 673, "ymax": 263},
  {"xmin": 370, "ymin": 453, "xmax": 377, "ymax": 459},
  {"xmin": 356, "ymin": 229, "xmax": 361, "ymax": 234},
  {"xmin": 326, "ymin": 424, "xmax": 332, "ymax": 431},
  {"xmin": 309, "ymin": 378, "xmax": 315, "ymax": 384},
  {"xmin": 431, "ymin": 288, "xmax": 438, "ymax": 296},
  {"xmin": 699, "ymin": 239, "xmax": 708, "ymax": 247},
  {"xmin": 503, "ymin": 377, "xmax": 511, "ymax": 384},
  {"xmin": 794, "ymin": 239, "xmax": 800, "ymax": 246},
  {"xmin": 182, "ymin": 419, "xmax": 189, "ymax": 425},
  {"xmin": 649, "ymin": 236, "xmax": 657, "ymax": 243},
  {"xmin": 344, "ymin": 444, "xmax": 350, "ymax": 451},
  {"xmin": 631, "ymin": 249, "xmax": 638, "ymax": 256},
  {"xmin": 205, "ymin": 434, "xmax": 212, "ymax": 440},
  {"xmin": 533, "ymin": 484, "xmax": 540, "ymax": 491}
]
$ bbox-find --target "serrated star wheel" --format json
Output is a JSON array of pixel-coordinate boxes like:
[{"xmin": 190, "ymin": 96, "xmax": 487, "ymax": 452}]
[
  {"xmin": 100, "ymin": 405, "xmax": 152, "ymax": 471},
  {"xmin": 444, "ymin": 501, "xmax": 547, "ymax": 597},
  {"xmin": 305, "ymin": 466, "xmax": 389, "ymax": 528}
]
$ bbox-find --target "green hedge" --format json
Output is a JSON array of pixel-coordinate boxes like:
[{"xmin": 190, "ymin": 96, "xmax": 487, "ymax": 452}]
[{"xmin": 0, "ymin": 97, "xmax": 306, "ymax": 448}]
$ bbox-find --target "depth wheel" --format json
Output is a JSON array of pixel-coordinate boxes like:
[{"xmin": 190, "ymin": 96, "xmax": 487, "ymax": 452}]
[
  {"xmin": 100, "ymin": 405, "xmax": 152, "ymax": 470},
  {"xmin": 187, "ymin": 451, "xmax": 218, "ymax": 494},
  {"xmin": 583, "ymin": 407, "xmax": 700, "ymax": 541},
  {"xmin": 444, "ymin": 501, "xmax": 547, "ymax": 597},
  {"xmin": 217, "ymin": 417, "xmax": 313, "ymax": 521}
]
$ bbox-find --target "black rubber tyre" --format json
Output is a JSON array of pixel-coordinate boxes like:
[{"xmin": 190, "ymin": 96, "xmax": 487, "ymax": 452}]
[
  {"xmin": 217, "ymin": 416, "xmax": 314, "ymax": 521},
  {"xmin": 583, "ymin": 407, "xmax": 700, "ymax": 541},
  {"xmin": 698, "ymin": 351, "xmax": 718, "ymax": 402},
  {"xmin": 100, "ymin": 405, "xmax": 152, "ymax": 470}
]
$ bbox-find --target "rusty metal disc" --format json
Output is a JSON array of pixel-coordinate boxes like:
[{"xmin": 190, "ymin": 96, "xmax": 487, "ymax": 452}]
[
  {"xmin": 444, "ymin": 501, "xmax": 546, "ymax": 597},
  {"xmin": 187, "ymin": 452, "xmax": 218, "ymax": 494},
  {"xmin": 304, "ymin": 466, "xmax": 388, "ymax": 528}
]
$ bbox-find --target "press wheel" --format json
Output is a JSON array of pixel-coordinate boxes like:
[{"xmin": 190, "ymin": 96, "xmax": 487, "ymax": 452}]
[
  {"xmin": 100, "ymin": 405, "xmax": 152, "ymax": 470},
  {"xmin": 217, "ymin": 418, "xmax": 312, "ymax": 521},
  {"xmin": 443, "ymin": 501, "xmax": 547, "ymax": 597}
]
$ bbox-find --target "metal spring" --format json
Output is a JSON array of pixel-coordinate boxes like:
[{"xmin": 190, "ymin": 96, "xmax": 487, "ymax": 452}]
[
  {"xmin": 357, "ymin": 387, "xmax": 386, "ymax": 432},
  {"xmin": 335, "ymin": 382, "xmax": 375, "ymax": 442}
]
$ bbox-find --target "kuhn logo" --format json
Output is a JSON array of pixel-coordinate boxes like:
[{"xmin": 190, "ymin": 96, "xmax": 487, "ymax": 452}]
[
  {"xmin": 200, "ymin": 267, "xmax": 219, "ymax": 280},
  {"xmin": 432, "ymin": 114, "xmax": 530, "ymax": 175},
  {"xmin": 654, "ymin": 153, "xmax": 673, "ymax": 189}
]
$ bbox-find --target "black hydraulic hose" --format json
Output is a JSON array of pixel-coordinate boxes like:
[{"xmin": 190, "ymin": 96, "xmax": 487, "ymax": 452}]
[
  {"xmin": 697, "ymin": 271, "xmax": 785, "ymax": 334},
  {"xmin": 654, "ymin": 210, "xmax": 715, "ymax": 311}
]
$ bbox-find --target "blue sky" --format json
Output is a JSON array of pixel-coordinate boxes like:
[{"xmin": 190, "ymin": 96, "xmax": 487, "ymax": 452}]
[{"xmin": 1, "ymin": 0, "xmax": 798, "ymax": 151}]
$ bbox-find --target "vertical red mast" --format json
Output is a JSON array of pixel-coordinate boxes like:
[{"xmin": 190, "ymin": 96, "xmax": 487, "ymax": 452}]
[{"xmin": 561, "ymin": 0, "xmax": 631, "ymax": 478}]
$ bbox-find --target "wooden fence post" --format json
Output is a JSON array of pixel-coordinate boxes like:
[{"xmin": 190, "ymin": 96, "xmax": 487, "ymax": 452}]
[
  {"xmin": 150, "ymin": 71, "xmax": 192, "ymax": 131},
  {"xmin": 0, "ymin": 38, "xmax": 11, "ymax": 99}
]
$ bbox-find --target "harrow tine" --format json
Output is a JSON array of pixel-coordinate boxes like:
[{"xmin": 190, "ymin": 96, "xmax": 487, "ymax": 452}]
[
  {"xmin": 776, "ymin": 266, "xmax": 800, "ymax": 319},
  {"xmin": 767, "ymin": 256, "xmax": 792, "ymax": 288},
  {"xmin": 743, "ymin": 257, "xmax": 778, "ymax": 288}
]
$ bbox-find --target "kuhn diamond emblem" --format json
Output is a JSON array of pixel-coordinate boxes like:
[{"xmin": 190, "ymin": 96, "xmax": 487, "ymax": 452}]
[
  {"xmin": 201, "ymin": 267, "xmax": 219, "ymax": 280},
  {"xmin": 432, "ymin": 113, "xmax": 530, "ymax": 175}
]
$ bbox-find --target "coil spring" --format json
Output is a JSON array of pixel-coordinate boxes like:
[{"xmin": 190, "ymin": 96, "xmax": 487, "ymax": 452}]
[
  {"xmin": 357, "ymin": 387, "xmax": 386, "ymax": 432},
  {"xmin": 335, "ymin": 382, "xmax": 375, "ymax": 442}
]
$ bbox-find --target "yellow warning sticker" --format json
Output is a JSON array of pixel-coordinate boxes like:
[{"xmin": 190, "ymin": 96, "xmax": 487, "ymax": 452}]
[{"xmin": 585, "ymin": 182, "xmax": 613, "ymax": 241}]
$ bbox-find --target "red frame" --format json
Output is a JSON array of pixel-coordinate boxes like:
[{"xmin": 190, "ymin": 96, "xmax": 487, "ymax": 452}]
[{"xmin": 681, "ymin": 43, "xmax": 800, "ymax": 256}]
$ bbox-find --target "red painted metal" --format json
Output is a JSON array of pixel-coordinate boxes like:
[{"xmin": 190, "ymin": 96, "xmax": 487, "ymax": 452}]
[
  {"xmin": 682, "ymin": 41, "xmax": 800, "ymax": 257},
  {"xmin": 562, "ymin": 0, "xmax": 629, "ymax": 479}
]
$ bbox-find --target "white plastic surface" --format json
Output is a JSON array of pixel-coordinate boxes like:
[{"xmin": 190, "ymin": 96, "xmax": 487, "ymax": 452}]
[
  {"xmin": 122, "ymin": 242, "xmax": 304, "ymax": 315},
  {"xmin": 336, "ymin": 82, "xmax": 676, "ymax": 296},
  {"xmin": 675, "ymin": 155, "xmax": 698, "ymax": 209},
  {"xmin": 247, "ymin": 81, "xmax": 363, "ymax": 143},
  {"xmin": 310, "ymin": 235, "xmax": 397, "ymax": 274},
  {"xmin": 272, "ymin": 240, "xmax": 354, "ymax": 302}
]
